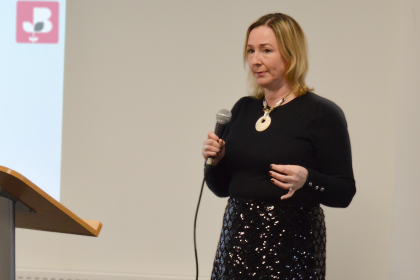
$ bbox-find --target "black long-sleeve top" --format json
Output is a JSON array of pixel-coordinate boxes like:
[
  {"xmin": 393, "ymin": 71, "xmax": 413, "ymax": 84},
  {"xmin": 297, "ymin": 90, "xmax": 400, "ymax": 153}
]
[{"xmin": 205, "ymin": 92, "xmax": 356, "ymax": 208}]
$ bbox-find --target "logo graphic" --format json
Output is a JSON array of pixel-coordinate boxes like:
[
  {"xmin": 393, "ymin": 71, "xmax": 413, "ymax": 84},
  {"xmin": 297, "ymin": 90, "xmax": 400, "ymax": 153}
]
[{"xmin": 16, "ymin": 1, "xmax": 59, "ymax": 44}]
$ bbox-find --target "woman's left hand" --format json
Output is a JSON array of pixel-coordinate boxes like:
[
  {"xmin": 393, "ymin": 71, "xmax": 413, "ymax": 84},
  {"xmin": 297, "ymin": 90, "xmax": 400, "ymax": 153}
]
[{"xmin": 269, "ymin": 164, "xmax": 308, "ymax": 200}]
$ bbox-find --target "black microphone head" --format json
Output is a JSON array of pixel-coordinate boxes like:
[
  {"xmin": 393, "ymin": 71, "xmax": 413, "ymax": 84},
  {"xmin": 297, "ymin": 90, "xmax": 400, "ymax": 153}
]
[{"xmin": 216, "ymin": 109, "xmax": 232, "ymax": 125}]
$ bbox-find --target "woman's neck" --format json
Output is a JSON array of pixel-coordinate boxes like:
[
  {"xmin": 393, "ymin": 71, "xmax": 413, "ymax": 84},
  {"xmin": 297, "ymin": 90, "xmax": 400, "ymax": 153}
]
[{"xmin": 264, "ymin": 83, "xmax": 295, "ymax": 107}]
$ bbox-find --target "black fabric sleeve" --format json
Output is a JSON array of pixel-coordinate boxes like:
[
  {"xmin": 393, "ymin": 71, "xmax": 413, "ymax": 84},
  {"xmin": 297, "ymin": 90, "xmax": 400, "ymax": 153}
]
[
  {"xmin": 302, "ymin": 100, "xmax": 356, "ymax": 208},
  {"xmin": 205, "ymin": 157, "xmax": 230, "ymax": 197},
  {"xmin": 204, "ymin": 97, "xmax": 247, "ymax": 198}
]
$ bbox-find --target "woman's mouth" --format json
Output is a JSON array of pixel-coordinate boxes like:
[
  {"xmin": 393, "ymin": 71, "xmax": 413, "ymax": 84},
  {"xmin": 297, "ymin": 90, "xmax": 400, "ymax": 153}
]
[{"xmin": 255, "ymin": 71, "xmax": 266, "ymax": 77}]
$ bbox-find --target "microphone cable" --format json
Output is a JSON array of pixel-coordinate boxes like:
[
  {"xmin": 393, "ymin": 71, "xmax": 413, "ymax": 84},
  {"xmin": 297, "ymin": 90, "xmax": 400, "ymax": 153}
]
[{"xmin": 193, "ymin": 173, "xmax": 207, "ymax": 280}]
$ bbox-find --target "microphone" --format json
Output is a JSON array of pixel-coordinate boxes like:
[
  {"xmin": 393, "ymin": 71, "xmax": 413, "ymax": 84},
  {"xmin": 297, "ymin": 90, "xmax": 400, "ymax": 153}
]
[
  {"xmin": 196, "ymin": 109, "xmax": 232, "ymax": 280},
  {"xmin": 205, "ymin": 109, "xmax": 232, "ymax": 167}
]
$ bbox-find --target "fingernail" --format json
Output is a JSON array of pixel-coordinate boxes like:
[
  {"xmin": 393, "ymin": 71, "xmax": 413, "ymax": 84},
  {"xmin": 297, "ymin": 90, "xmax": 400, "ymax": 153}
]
[
  {"xmin": 268, "ymin": 172, "xmax": 272, "ymax": 176},
  {"xmin": 270, "ymin": 164, "xmax": 273, "ymax": 168},
  {"xmin": 271, "ymin": 179, "xmax": 274, "ymax": 183}
]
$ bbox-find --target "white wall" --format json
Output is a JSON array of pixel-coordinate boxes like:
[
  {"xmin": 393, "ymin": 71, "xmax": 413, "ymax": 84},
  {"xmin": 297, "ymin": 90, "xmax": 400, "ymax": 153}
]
[
  {"xmin": 15, "ymin": 0, "xmax": 405, "ymax": 279},
  {"xmin": 390, "ymin": 1, "xmax": 420, "ymax": 279}
]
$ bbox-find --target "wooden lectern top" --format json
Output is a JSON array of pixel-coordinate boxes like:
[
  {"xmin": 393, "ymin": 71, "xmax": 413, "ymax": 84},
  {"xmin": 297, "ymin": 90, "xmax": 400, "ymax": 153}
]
[{"xmin": 0, "ymin": 166, "xmax": 102, "ymax": 237}]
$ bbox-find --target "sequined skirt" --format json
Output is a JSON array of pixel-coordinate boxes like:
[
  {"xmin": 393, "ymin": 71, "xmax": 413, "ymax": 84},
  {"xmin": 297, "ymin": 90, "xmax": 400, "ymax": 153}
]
[{"xmin": 211, "ymin": 198, "xmax": 326, "ymax": 280}]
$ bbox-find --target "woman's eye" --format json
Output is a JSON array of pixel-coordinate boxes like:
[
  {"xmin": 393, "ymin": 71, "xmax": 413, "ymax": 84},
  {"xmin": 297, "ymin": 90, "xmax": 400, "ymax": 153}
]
[
  {"xmin": 247, "ymin": 49, "xmax": 254, "ymax": 54},
  {"xmin": 263, "ymin": 49, "xmax": 272, "ymax": 53}
]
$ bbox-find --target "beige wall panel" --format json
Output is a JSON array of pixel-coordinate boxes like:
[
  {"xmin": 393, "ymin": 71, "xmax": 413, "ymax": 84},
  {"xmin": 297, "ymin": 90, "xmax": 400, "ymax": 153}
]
[
  {"xmin": 391, "ymin": 1, "xmax": 420, "ymax": 279},
  {"xmin": 15, "ymin": 1, "xmax": 399, "ymax": 279}
]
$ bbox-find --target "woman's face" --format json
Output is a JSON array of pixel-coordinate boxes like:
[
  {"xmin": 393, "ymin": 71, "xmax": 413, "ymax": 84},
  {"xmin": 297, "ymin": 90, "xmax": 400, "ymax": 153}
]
[{"xmin": 246, "ymin": 25, "xmax": 288, "ymax": 90}]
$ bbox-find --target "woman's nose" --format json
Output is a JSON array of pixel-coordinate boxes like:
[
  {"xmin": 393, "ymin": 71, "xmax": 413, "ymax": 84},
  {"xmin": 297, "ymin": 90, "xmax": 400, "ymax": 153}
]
[{"xmin": 251, "ymin": 51, "xmax": 262, "ymax": 65}]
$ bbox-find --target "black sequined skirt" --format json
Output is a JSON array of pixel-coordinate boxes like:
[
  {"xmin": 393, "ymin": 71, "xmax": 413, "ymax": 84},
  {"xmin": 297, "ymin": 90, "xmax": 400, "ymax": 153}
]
[{"xmin": 211, "ymin": 198, "xmax": 326, "ymax": 280}]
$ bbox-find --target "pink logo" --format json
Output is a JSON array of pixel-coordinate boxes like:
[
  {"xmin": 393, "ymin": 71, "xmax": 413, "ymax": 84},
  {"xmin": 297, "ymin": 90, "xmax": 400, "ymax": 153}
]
[{"xmin": 16, "ymin": 1, "xmax": 59, "ymax": 44}]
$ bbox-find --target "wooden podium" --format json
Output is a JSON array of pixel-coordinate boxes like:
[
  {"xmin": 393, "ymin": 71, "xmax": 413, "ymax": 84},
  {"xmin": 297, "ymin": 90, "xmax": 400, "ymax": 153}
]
[{"xmin": 0, "ymin": 166, "xmax": 103, "ymax": 280}]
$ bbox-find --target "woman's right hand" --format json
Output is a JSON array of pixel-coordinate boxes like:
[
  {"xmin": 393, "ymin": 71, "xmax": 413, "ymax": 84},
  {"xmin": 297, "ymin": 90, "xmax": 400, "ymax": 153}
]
[{"xmin": 202, "ymin": 131, "xmax": 225, "ymax": 166}]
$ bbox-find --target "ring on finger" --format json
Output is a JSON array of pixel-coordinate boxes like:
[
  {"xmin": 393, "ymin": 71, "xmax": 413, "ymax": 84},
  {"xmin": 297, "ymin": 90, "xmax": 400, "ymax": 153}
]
[
  {"xmin": 204, "ymin": 145, "xmax": 209, "ymax": 151},
  {"xmin": 289, "ymin": 187, "xmax": 293, "ymax": 191}
]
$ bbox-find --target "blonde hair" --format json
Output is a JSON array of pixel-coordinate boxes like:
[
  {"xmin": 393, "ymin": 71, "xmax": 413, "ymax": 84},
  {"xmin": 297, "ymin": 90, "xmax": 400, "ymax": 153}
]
[{"xmin": 244, "ymin": 13, "xmax": 313, "ymax": 99}]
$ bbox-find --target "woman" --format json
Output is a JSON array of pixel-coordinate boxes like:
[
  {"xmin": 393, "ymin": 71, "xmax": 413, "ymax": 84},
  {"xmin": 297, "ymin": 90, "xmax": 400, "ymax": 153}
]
[{"xmin": 202, "ymin": 13, "xmax": 356, "ymax": 280}]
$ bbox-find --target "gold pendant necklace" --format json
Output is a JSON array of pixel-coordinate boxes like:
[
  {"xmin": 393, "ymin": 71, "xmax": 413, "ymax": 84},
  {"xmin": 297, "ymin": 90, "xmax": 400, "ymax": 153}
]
[{"xmin": 255, "ymin": 91, "xmax": 292, "ymax": 132}]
